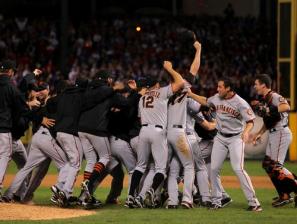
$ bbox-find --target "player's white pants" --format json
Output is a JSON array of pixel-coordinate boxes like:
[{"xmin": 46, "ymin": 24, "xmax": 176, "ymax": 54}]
[
  {"xmin": 78, "ymin": 132, "xmax": 110, "ymax": 167},
  {"xmin": 188, "ymin": 132, "xmax": 211, "ymax": 202},
  {"xmin": 266, "ymin": 127, "xmax": 292, "ymax": 164},
  {"xmin": 57, "ymin": 132, "xmax": 83, "ymax": 198},
  {"xmin": 0, "ymin": 132, "xmax": 12, "ymax": 190},
  {"xmin": 134, "ymin": 125, "xmax": 168, "ymax": 176},
  {"xmin": 211, "ymin": 133, "xmax": 260, "ymax": 206},
  {"xmin": 167, "ymin": 128, "xmax": 194, "ymax": 204}
]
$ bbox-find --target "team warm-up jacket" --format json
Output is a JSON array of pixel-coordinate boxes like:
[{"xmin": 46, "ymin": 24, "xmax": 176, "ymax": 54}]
[
  {"xmin": 108, "ymin": 90, "xmax": 142, "ymax": 142},
  {"xmin": 78, "ymin": 82, "xmax": 131, "ymax": 137},
  {"xmin": 0, "ymin": 75, "xmax": 29, "ymax": 133},
  {"xmin": 55, "ymin": 84, "xmax": 114, "ymax": 136}
]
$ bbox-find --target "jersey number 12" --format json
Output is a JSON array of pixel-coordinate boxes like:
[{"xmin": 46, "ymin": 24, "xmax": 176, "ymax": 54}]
[{"xmin": 142, "ymin": 96, "xmax": 154, "ymax": 108}]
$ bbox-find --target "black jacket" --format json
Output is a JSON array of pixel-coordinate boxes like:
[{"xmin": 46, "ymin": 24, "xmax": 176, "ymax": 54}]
[
  {"xmin": 108, "ymin": 91, "xmax": 141, "ymax": 141},
  {"xmin": 55, "ymin": 85, "xmax": 114, "ymax": 136},
  {"xmin": 0, "ymin": 75, "xmax": 29, "ymax": 133},
  {"xmin": 78, "ymin": 83, "xmax": 131, "ymax": 137}
]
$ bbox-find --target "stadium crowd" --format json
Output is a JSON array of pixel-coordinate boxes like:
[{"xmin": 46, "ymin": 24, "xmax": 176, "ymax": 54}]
[{"xmin": 0, "ymin": 14, "xmax": 275, "ymax": 101}]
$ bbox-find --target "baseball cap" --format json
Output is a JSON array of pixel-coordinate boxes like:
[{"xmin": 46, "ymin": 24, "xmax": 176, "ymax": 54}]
[
  {"xmin": 37, "ymin": 82, "xmax": 49, "ymax": 91},
  {"xmin": 144, "ymin": 76, "xmax": 158, "ymax": 88},
  {"xmin": 0, "ymin": 60, "xmax": 17, "ymax": 72}
]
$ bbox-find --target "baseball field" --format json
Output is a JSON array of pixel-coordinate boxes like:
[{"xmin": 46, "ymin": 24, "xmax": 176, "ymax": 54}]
[{"xmin": 1, "ymin": 160, "xmax": 296, "ymax": 224}]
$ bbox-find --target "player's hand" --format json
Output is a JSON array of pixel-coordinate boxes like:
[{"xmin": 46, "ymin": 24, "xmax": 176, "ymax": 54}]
[
  {"xmin": 42, "ymin": 117, "xmax": 55, "ymax": 128},
  {"xmin": 127, "ymin": 80, "xmax": 137, "ymax": 90},
  {"xmin": 241, "ymin": 131, "xmax": 249, "ymax": 143},
  {"xmin": 28, "ymin": 99, "xmax": 41, "ymax": 109},
  {"xmin": 252, "ymin": 133, "xmax": 262, "ymax": 145},
  {"xmin": 193, "ymin": 41, "xmax": 201, "ymax": 50},
  {"xmin": 187, "ymin": 88, "xmax": 193, "ymax": 97},
  {"xmin": 138, "ymin": 87, "xmax": 147, "ymax": 96},
  {"xmin": 113, "ymin": 81, "xmax": 124, "ymax": 91},
  {"xmin": 33, "ymin": 69, "xmax": 42, "ymax": 76},
  {"xmin": 163, "ymin": 61, "xmax": 173, "ymax": 71}
]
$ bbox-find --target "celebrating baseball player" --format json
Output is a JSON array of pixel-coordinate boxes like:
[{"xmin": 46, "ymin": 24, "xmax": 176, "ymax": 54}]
[
  {"xmin": 253, "ymin": 74, "xmax": 297, "ymax": 207},
  {"xmin": 188, "ymin": 76, "xmax": 262, "ymax": 211}
]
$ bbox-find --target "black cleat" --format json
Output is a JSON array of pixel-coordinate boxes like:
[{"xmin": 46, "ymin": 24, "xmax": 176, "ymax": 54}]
[
  {"xmin": 221, "ymin": 197, "xmax": 233, "ymax": 207},
  {"xmin": 166, "ymin": 205, "xmax": 178, "ymax": 209},
  {"xmin": 247, "ymin": 205, "xmax": 263, "ymax": 212},
  {"xmin": 208, "ymin": 203, "xmax": 222, "ymax": 210}
]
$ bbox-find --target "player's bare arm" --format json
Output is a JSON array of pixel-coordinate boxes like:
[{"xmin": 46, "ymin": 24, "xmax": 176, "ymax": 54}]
[
  {"xmin": 200, "ymin": 119, "xmax": 216, "ymax": 131},
  {"xmin": 278, "ymin": 102, "xmax": 290, "ymax": 113},
  {"xmin": 189, "ymin": 41, "xmax": 201, "ymax": 76},
  {"xmin": 187, "ymin": 88, "xmax": 207, "ymax": 105},
  {"xmin": 241, "ymin": 121, "xmax": 254, "ymax": 143},
  {"xmin": 252, "ymin": 124, "xmax": 267, "ymax": 145},
  {"xmin": 163, "ymin": 61, "xmax": 184, "ymax": 93}
]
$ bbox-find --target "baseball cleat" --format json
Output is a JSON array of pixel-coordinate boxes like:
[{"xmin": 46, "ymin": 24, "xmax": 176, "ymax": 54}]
[
  {"xmin": 82, "ymin": 196, "xmax": 102, "ymax": 210},
  {"xmin": 134, "ymin": 196, "xmax": 145, "ymax": 208},
  {"xmin": 57, "ymin": 191, "xmax": 69, "ymax": 208},
  {"xmin": 81, "ymin": 180, "xmax": 92, "ymax": 202},
  {"xmin": 272, "ymin": 196, "xmax": 293, "ymax": 207},
  {"xmin": 181, "ymin": 201, "xmax": 193, "ymax": 209},
  {"xmin": 125, "ymin": 195, "xmax": 135, "ymax": 208},
  {"xmin": 208, "ymin": 203, "xmax": 222, "ymax": 210},
  {"xmin": 166, "ymin": 205, "xmax": 178, "ymax": 209},
  {"xmin": 247, "ymin": 205, "xmax": 263, "ymax": 212},
  {"xmin": 1, "ymin": 195, "xmax": 13, "ymax": 203},
  {"xmin": 201, "ymin": 201, "xmax": 212, "ymax": 208},
  {"xmin": 50, "ymin": 195, "xmax": 59, "ymax": 205},
  {"xmin": 221, "ymin": 197, "xmax": 233, "ymax": 207},
  {"xmin": 144, "ymin": 188, "xmax": 155, "ymax": 208}
]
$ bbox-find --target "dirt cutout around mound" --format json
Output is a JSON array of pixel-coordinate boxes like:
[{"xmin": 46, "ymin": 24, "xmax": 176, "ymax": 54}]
[{"xmin": 0, "ymin": 203, "xmax": 95, "ymax": 220}]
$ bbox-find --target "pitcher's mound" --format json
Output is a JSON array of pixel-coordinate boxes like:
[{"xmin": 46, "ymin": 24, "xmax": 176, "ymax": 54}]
[{"xmin": 0, "ymin": 203, "xmax": 96, "ymax": 220}]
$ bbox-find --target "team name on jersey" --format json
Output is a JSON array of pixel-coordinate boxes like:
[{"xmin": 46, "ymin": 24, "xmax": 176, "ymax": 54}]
[
  {"xmin": 216, "ymin": 105, "xmax": 240, "ymax": 117},
  {"xmin": 145, "ymin": 91, "xmax": 160, "ymax": 98}
]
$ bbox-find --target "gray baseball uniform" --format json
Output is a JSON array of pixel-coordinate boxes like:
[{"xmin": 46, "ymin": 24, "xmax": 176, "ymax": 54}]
[
  {"xmin": 265, "ymin": 92, "xmax": 292, "ymax": 164},
  {"xmin": 56, "ymin": 132, "xmax": 83, "ymax": 198},
  {"xmin": 167, "ymin": 89, "xmax": 195, "ymax": 206},
  {"xmin": 5, "ymin": 127, "xmax": 70, "ymax": 199},
  {"xmin": 208, "ymin": 93, "xmax": 260, "ymax": 207},
  {"xmin": 186, "ymin": 98, "xmax": 211, "ymax": 203},
  {"xmin": 0, "ymin": 133, "xmax": 12, "ymax": 191},
  {"xmin": 135, "ymin": 85, "xmax": 173, "ymax": 175}
]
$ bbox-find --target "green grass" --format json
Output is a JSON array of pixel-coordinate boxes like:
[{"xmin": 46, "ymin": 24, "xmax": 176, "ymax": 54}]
[
  {"xmin": 2, "ymin": 161, "xmax": 297, "ymax": 223},
  {"xmin": 0, "ymin": 187, "xmax": 296, "ymax": 224}
]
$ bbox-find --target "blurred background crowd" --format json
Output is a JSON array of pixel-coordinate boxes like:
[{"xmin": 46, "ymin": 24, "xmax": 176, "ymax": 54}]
[{"xmin": 0, "ymin": 1, "xmax": 276, "ymax": 102}]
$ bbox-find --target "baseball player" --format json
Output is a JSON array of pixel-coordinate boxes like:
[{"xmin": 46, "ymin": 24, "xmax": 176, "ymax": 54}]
[
  {"xmin": 253, "ymin": 74, "xmax": 294, "ymax": 207},
  {"xmin": 188, "ymin": 76, "xmax": 262, "ymax": 211},
  {"xmin": 0, "ymin": 60, "xmax": 29, "ymax": 198},
  {"xmin": 166, "ymin": 40, "xmax": 201, "ymax": 209},
  {"xmin": 126, "ymin": 61, "xmax": 184, "ymax": 208},
  {"xmin": 79, "ymin": 73, "xmax": 137, "ymax": 208},
  {"xmin": 191, "ymin": 109, "xmax": 232, "ymax": 207}
]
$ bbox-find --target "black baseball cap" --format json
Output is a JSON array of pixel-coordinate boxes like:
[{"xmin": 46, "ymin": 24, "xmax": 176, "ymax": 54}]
[
  {"xmin": 144, "ymin": 76, "xmax": 158, "ymax": 88},
  {"xmin": 0, "ymin": 60, "xmax": 17, "ymax": 72},
  {"xmin": 37, "ymin": 82, "xmax": 49, "ymax": 91}
]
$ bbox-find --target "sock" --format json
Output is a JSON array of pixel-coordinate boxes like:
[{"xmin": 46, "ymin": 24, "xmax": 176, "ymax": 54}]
[
  {"xmin": 106, "ymin": 164, "xmax": 124, "ymax": 201},
  {"xmin": 128, "ymin": 170, "xmax": 143, "ymax": 196},
  {"xmin": 83, "ymin": 171, "xmax": 92, "ymax": 181},
  {"xmin": 151, "ymin": 173, "xmax": 165, "ymax": 191},
  {"xmin": 88, "ymin": 162, "xmax": 105, "ymax": 194}
]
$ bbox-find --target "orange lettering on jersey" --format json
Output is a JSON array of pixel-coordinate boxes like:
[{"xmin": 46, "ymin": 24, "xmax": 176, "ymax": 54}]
[
  {"xmin": 145, "ymin": 91, "xmax": 160, "ymax": 98},
  {"xmin": 216, "ymin": 105, "xmax": 240, "ymax": 117}
]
